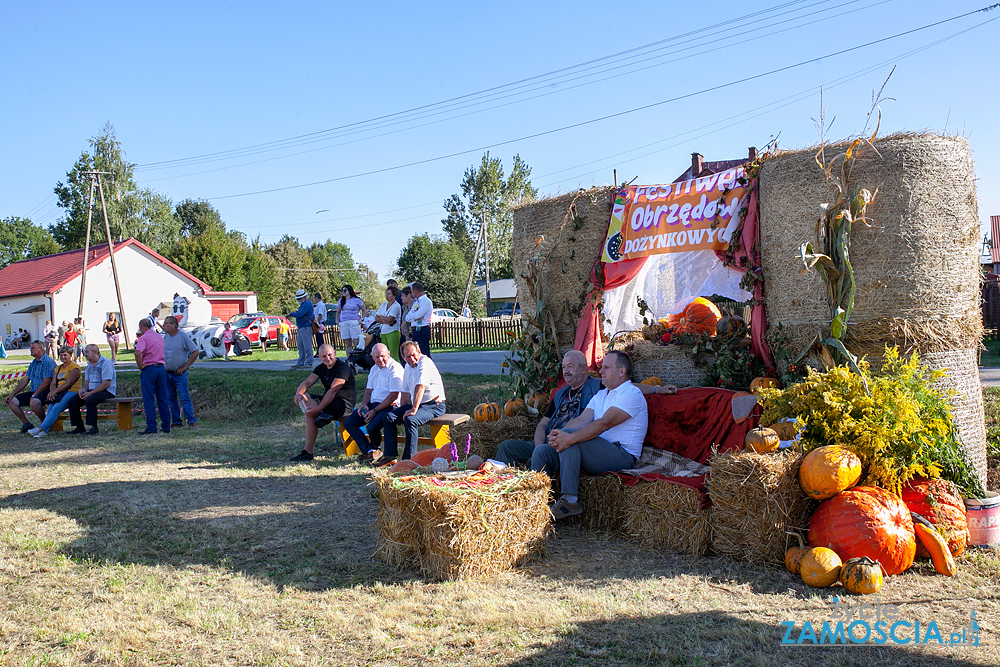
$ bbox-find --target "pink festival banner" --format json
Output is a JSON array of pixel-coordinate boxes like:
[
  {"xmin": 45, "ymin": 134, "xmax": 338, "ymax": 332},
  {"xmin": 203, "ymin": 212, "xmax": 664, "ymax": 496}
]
[{"xmin": 601, "ymin": 167, "xmax": 748, "ymax": 263}]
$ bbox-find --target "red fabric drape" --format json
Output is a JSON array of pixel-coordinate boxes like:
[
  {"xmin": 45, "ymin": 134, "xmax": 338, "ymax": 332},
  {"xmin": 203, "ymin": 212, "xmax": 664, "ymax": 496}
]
[{"xmin": 574, "ymin": 255, "xmax": 648, "ymax": 371}]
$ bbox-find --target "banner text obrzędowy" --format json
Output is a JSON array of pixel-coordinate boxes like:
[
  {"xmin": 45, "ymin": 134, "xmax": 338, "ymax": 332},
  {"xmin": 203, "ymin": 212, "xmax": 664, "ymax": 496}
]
[{"xmin": 601, "ymin": 167, "xmax": 748, "ymax": 263}]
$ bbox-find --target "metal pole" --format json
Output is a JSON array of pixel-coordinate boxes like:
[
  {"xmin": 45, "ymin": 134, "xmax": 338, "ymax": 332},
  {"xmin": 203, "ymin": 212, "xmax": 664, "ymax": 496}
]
[
  {"xmin": 77, "ymin": 174, "xmax": 96, "ymax": 319},
  {"xmin": 482, "ymin": 210, "xmax": 492, "ymax": 316},
  {"xmin": 96, "ymin": 174, "xmax": 131, "ymax": 350},
  {"xmin": 460, "ymin": 216, "xmax": 486, "ymax": 316}
]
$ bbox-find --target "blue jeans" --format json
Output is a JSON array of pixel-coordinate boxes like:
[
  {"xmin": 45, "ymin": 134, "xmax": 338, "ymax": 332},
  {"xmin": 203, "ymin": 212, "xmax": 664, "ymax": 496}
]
[
  {"xmin": 140, "ymin": 365, "xmax": 171, "ymax": 432},
  {"xmin": 383, "ymin": 400, "xmax": 446, "ymax": 460},
  {"xmin": 530, "ymin": 429, "xmax": 636, "ymax": 497},
  {"xmin": 343, "ymin": 402, "xmax": 393, "ymax": 454},
  {"xmin": 411, "ymin": 326, "xmax": 431, "ymax": 357},
  {"xmin": 38, "ymin": 391, "xmax": 78, "ymax": 433},
  {"xmin": 296, "ymin": 326, "xmax": 314, "ymax": 367},
  {"xmin": 166, "ymin": 370, "xmax": 196, "ymax": 425},
  {"xmin": 496, "ymin": 439, "xmax": 537, "ymax": 467}
]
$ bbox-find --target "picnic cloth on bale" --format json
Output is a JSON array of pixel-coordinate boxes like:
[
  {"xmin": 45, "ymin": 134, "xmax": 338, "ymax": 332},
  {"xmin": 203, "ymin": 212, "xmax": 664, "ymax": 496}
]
[{"xmin": 608, "ymin": 388, "xmax": 760, "ymax": 506}]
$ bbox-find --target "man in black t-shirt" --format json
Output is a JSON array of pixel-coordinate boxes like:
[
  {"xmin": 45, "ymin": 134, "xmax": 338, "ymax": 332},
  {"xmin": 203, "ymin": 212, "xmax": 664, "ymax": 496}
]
[{"xmin": 290, "ymin": 344, "xmax": 356, "ymax": 462}]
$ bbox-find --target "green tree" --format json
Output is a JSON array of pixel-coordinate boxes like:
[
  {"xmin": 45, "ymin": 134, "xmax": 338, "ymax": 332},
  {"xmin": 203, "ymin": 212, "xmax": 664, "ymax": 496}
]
[
  {"xmin": 441, "ymin": 152, "xmax": 537, "ymax": 280},
  {"xmin": 396, "ymin": 234, "xmax": 473, "ymax": 312},
  {"xmin": 175, "ymin": 199, "xmax": 225, "ymax": 237},
  {"xmin": 0, "ymin": 217, "xmax": 62, "ymax": 269},
  {"xmin": 244, "ymin": 239, "xmax": 280, "ymax": 312},
  {"xmin": 266, "ymin": 236, "xmax": 316, "ymax": 314},
  {"xmin": 52, "ymin": 122, "xmax": 179, "ymax": 254}
]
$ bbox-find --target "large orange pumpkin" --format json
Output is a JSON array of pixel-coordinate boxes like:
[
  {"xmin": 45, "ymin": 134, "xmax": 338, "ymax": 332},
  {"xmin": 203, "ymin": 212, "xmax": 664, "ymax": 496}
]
[
  {"xmin": 750, "ymin": 376, "xmax": 781, "ymax": 394},
  {"xmin": 410, "ymin": 446, "xmax": 453, "ymax": 467},
  {"xmin": 504, "ymin": 398, "xmax": 527, "ymax": 417},
  {"xmin": 662, "ymin": 297, "xmax": 722, "ymax": 336},
  {"xmin": 474, "ymin": 403, "xmax": 501, "ymax": 422},
  {"xmin": 901, "ymin": 478, "xmax": 968, "ymax": 558},
  {"xmin": 799, "ymin": 445, "xmax": 862, "ymax": 500},
  {"xmin": 808, "ymin": 486, "xmax": 916, "ymax": 576}
]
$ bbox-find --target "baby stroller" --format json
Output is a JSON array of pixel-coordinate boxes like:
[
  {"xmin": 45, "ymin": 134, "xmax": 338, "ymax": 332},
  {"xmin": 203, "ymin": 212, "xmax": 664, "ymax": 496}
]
[{"xmin": 345, "ymin": 322, "xmax": 382, "ymax": 371}]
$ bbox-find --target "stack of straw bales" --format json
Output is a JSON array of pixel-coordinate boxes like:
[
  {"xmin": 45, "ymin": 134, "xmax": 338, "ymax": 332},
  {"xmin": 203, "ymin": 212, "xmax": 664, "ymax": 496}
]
[
  {"xmin": 759, "ymin": 133, "xmax": 987, "ymax": 486},
  {"xmin": 628, "ymin": 340, "xmax": 704, "ymax": 388},
  {"xmin": 510, "ymin": 187, "xmax": 615, "ymax": 352},
  {"xmin": 372, "ymin": 470, "xmax": 552, "ymax": 580},
  {"xmin": 708, "ymin": 450, "xmax": 815, "ymax": 564},
  {"xmin": 578, "ymin": 474, "xmax": 711, "ymax": 555}
]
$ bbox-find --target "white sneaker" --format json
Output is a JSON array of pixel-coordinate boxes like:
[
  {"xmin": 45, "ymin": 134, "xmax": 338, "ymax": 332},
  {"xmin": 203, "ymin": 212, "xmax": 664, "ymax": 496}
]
[
  {"xmin": 27, "ymin": 427, "xmax": 42, "ymax": 436},
  {"xmin": 32, "ymin": 430, "xmax": 48, "ymax": 438}
]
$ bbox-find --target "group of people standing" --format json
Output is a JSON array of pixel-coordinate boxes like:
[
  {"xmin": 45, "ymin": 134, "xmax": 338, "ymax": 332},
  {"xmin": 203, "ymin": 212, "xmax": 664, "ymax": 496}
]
[{"xmin": 286, "ymin": 280, "xmax": 434, "ymax": 370}]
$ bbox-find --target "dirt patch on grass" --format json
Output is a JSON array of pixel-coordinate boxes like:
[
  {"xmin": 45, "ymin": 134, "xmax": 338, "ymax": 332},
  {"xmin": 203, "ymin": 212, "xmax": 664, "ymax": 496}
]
[{"xmin": 1, "ymin": 422, "xmax": 999, "ymax": 666}]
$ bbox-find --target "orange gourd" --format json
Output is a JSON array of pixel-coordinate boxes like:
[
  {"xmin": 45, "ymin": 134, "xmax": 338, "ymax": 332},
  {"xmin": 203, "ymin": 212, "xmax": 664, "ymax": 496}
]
[
  {"xmin": 526, "ymin": 392, "xmax": 550, "ymax": 412},
  {"xmin": 912, "ymin": 513, "xmax": 957, "ymax": 577},
  {"xmin": 808, "ymin": 486, "xmax": 916, "ymax": 576},
  {"xmin": 768, "ymin": 421, "xmax": 799, "ymax": 441},
  {"xmin": 745, "ymin": 427, "xmax": 779, "ymax": 453},
  {"xmin": 474, "ymin": 403, "xmax": 501, "ymax": 422},
  {"xmin": 840, "ymin": 556, "xmax": 884, "ymax": 594},
  {"xmin": 410, "ymin": 446, "xmax": 453, "ymax": 467},
  {"xmin": 504, "ymin": 398, "xmax": 527, "ymax": 417},
  {"xmin": 799, "ymin": 445, "xmax": 862, "ymax": 500},
  {"xmin": 785, "ymin": 533, "xmax": 809, "ymax": 575},
  {"xmin": 663, "ymin": 297, "xmax": 722, "ymax": 336},
  {"xmin": 640, "ymin": 377, "xmax": 663, "ymax": 386},
  {"xmin": 800, "ymin": 547, "xmax": 842, "ymax": 588},
  {"xmin": 750, "ymin": 377, "xmax": 781, "ymax": 393},
  {"xmin": 902, "ymin": 478, "xmax": 968, "ymax": 558}
]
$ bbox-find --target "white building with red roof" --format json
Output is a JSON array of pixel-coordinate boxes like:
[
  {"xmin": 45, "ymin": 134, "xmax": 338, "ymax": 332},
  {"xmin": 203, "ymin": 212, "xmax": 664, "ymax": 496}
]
[{"xmin": 0, "ymin": 239, "xmax": 256, "ymax": 343}]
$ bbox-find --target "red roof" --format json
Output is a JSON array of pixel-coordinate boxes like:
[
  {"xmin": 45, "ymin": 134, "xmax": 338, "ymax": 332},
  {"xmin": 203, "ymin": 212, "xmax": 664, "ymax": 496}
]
[{"xmin": 0, "ymin": 238, "xmax": 212, "ymax": 299}]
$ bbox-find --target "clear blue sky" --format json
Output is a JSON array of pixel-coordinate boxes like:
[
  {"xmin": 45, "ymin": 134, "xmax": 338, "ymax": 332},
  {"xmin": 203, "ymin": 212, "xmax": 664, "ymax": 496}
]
[{"xmin": 3, "ymin": 0, "xmax": 999, "ymax": 278}]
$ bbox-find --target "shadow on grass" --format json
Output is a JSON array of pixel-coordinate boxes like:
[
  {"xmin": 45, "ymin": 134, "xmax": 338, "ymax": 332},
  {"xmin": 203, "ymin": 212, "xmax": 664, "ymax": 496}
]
[{"xmin": 500, "ymin": 609, "xmax": 988, "ymax": 667}]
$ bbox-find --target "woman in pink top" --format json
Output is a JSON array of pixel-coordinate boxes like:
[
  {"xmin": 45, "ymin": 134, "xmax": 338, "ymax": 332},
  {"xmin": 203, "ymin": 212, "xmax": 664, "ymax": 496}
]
[{"xmin": 221, "ymin": 323, "xmax": 234, "ymax": 361}]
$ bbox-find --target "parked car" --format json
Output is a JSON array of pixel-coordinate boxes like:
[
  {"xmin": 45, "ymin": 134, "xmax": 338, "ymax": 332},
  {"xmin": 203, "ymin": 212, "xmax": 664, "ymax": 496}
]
[
  {"xmin": 491, "ymin": 302, "xmax": 521, "ymax": 317},
  {"xmin": 227, "ymin": 312, "xmax": 266, "ymax": 324},
  {"xmin": 230, "ymin": 315, "xmax": 291, "ymax": 347},
  {"xmin": 431, "ymin": 308, "xmax": 470, "ymax": 322}
]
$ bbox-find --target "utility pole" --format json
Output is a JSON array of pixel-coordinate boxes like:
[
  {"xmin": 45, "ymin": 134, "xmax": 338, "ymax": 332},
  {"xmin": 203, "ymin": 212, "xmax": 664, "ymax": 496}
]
[
  {"xmin": 77, "ymin": 174, "xmax": 98, "ymax": 319},
  {"xmin": 95, "ymin": 173, "xmax": 131, "ymax": 349},
  {"xmin": 460, "ymin": 217, "xmax": 486, "ymax": 316},
  {"xmin": 482, "ymin": 209, "xmax": 492, "ymax": 316}
]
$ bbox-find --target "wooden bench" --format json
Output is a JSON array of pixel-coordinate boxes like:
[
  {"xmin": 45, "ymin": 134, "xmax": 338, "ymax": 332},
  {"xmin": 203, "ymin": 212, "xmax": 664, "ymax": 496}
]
[
  {"xmin": 50, "ymin": 397, "xmax": 140, "ymax": 432},
  {"xmin": 335, "ymin": 413, "xmax": 470, "ymax": 455}
]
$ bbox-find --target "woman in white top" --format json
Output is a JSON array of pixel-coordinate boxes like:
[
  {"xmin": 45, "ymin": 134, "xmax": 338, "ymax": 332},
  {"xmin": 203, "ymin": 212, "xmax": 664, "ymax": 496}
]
[{"xmin": 374, "ymin": 285, "xmax": 402, "ymax": 361}]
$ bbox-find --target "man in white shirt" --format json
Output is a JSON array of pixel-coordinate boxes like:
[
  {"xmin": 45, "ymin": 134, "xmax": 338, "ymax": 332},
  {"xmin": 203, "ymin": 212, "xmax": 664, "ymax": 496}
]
[
  {"xmin": 373, "ymin": 341, "xmax": 447, "ymax": 466},
  {"xmin": 404, "ymin": 282, "xmax": 434, "ymax": 357},
  {"xmin": 531, "ymin": 350, "xmax": 648, "ymax": 520},
  {"xmin": 313, "ymin": 293, "xmax": 327, "ymax": 354},
  {"xmin": 343, "ymin": 343, "xmax": 404, "ymax": 464}
]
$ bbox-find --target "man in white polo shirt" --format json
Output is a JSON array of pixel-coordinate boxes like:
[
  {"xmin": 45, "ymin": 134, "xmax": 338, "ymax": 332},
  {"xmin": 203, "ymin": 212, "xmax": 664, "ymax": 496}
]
[
  {"xmin": 373, "ymin": 340, "xmax": 447, "ymax": 466},
  {"xmin": 343, "ymin": 343, "xmax": 404, "ymax": 464},
  {"xmin": 404, "ymin": 282, "xmax": 433, "ymax": 357},
  {"xmin": 531, "ymin": 350, "xmax": 648, "ymax": 520}
]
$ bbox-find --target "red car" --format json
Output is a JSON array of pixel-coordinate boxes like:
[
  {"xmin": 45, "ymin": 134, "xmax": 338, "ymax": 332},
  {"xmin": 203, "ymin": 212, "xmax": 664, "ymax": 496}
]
[{"xmin": 231, "ymin": 315, "xmax": 291, "ymax": 347}]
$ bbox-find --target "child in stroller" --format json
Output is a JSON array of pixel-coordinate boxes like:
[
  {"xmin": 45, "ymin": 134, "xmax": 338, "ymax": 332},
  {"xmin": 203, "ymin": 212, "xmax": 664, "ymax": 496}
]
[{"xmin": 345, "ymin": 322, "xmax": 382, "ymax": 371}]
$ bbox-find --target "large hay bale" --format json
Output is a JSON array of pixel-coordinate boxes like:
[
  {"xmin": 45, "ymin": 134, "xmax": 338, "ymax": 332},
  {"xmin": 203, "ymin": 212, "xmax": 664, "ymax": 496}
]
[
  {"xmin": 628, "ymin": 340, "xmax": 703, "ymax": 388},
  {"xmin": 450, "ymin": 414, "xmax": 539, "ymax": 462},
  {"xmin": 759, "ymin": 133, "xmax": 985, "ymax": 485},
  {"xmin": 577, "ymin": 474, "xmax": 710, "ymax": 556},
  {"xmin": 708, "ymin": 450, "xmax": 816, "ymax": 564},
  {"xmin": 511, "ymin": 187, "xmax": 615, "ymax": 351},
  {"xmin": 372, "ymin": 470, "xmax": 552, "ymax": 580}
]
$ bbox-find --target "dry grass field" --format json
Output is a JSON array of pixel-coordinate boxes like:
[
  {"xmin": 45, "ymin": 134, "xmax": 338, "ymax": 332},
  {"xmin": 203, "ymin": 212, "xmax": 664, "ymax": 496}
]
[{"xmin": 1, "ymin": 370, "xmax": 998, "ymax": 666}]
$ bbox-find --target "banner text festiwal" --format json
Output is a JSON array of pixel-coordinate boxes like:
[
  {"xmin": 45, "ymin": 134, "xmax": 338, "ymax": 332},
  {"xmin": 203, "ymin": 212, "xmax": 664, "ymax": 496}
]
[{"xmin": 601, "ymin": 167, "xmax": 748, "ymax": 263}]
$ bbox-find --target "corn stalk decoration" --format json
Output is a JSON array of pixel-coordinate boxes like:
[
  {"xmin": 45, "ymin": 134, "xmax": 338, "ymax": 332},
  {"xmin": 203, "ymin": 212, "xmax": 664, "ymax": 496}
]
[{"xmin": 797, "ymin": 118, "xmax": 879, "ymax": 382}]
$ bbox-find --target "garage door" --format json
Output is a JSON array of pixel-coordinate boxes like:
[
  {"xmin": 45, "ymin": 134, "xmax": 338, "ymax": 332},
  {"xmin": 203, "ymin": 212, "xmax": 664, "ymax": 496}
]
[{"xmin": 211, "ymin": 300, "xmax": 244, "ymax": 322}]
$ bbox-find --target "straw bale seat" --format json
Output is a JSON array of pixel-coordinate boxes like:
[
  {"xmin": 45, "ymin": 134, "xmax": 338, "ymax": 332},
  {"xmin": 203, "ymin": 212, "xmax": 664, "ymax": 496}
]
[{"xmin": 372, "ymin": 468, "xmax": 552, "ymax": 580}]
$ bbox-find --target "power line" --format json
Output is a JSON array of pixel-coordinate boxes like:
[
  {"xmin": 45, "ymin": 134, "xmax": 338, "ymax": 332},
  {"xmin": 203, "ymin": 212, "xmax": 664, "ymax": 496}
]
[
  {"xmin": 135, "ymin": 0, "xmax": 855, "ymax": 171},
  {"xmin": 204, "ymin": 6, "xmax": 998, "ymax": 201}
]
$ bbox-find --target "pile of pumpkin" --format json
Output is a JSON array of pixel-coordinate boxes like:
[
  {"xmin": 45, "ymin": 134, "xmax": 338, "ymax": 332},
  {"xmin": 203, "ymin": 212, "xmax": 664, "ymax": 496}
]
[
  {"xmin": 783, "ymin": 445, "xmax": 968, "ymax": 594},
  {"xmin": 474, "ymin": 392, "xmax": 550, "ymax": 422}
]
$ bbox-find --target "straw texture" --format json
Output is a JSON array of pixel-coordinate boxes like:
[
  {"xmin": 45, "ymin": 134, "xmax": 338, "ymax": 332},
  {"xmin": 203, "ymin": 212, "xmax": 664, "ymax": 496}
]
[
  {"xmin": 707, "ymin": 450, "xmax": 816, "ymax": 564},
  {"xmin": 511, "ymin": 187, "xmax": 615, "ymax": 351},
  {"xmin": 450, "ymin": 414, "xmax": 539, "ymax": 462},
  {"xmin": 628, "ymin": 340, "xmax": 703, "ymax": 388},
  {"xmin": 759, "ymin": 133, "xmax": 985, "ymax": 486},
  {"xmin": 372, "ymin": 470, "xmax": 552, "ymax": 580}
]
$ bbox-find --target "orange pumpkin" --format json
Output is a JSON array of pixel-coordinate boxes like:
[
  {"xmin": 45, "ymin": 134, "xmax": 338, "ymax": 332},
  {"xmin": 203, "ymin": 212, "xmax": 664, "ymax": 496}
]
[
  {"xmin": 504, "ymin": 398, "xmax": 527, "ymax": 417},
  {"xmin": 768, "ymin": 421, "xmax": 799, "ymax": 441},
  {"xmin": 526, "ymin": 392, "xmax": 550, "ymax": 412},
  {"xmin": 640, "ymin": 377, "xmax": 663, "ymax": 386},
  {"xmin": 901, "ymin": 478, "xmax": 968, "ymax": 558},
  {"xmin": 800, "ymin": 547, "xmax": 843, "ymax": 588},
  {"xmin": 389, "ymin": 460, "xmax": 419, "ymax": 474},
  {"xmin": 785, "ymin": 533, "xmax": 809, "ymax": 575},
  {"xmin": 808, "ymin": 486, "xmax": 916, "ymax": 576},
  {"xmin": 474, "ymin": 402, "xmax": 501, "ymax": 422},
  {"xmin": 663, "ymin": 297, "xmax": 722, "ymax": 336},
  {"xmin": 745, "ymin": 427, "xmax": 779, "ymax": 453},
  {"xmin": 799, "ymin": 445, "xmax": 862, "ymax": 500},
  {"xmin": 750, "ymin": 377, "xmax": 781, "ymax": 394}
]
